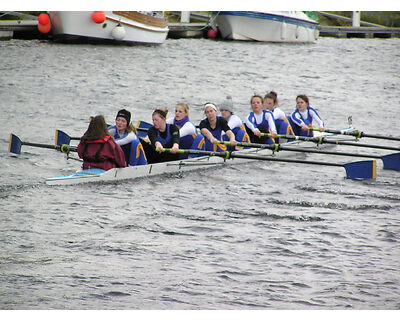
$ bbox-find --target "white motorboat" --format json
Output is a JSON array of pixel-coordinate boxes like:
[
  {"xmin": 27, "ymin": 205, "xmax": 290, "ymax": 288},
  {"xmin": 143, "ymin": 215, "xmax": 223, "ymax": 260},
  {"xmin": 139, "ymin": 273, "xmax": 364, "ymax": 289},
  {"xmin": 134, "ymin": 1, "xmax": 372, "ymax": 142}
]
[
  {"xmin": 42, "ymin": 11, "xmax": 168, "ymax": 44},
  {"xmin": 214, "ymin": 11, "xmax": 319, "ymax": 43}
]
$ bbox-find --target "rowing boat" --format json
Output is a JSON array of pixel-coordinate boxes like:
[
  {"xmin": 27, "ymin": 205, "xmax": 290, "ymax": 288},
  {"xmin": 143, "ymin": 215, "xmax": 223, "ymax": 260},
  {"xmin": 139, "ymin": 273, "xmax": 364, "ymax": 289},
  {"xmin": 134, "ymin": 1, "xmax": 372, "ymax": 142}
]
[{"xmin": 44, "ymin": 129, "xmax": 357, "ymax": 185}]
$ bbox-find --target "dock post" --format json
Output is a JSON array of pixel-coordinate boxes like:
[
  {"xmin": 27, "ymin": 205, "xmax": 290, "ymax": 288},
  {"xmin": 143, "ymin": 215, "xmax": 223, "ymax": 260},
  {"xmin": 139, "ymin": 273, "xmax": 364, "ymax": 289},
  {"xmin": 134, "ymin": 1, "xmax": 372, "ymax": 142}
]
[
  {"xmin": 181, "ymin": 11, "xmax": 190, "ymax": 23},
  {"xmin": 352, "ymin": 11, "xmax": 361, "ymax": 27}
]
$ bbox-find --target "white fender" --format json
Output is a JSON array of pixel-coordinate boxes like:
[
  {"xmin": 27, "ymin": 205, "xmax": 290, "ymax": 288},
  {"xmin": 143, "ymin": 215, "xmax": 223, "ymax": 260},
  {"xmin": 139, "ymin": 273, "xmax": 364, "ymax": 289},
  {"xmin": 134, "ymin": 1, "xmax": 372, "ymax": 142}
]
[
  {"xmin": 281, "ymin": 22, "xmax": 286, "ymax": 40},
  {"xmin": 295, "ymin": 26, "xmax": 300, "ymax": 39},
  {"xmin": 111, "ymin": 25, "xmax": 126, "ymax": 40}
]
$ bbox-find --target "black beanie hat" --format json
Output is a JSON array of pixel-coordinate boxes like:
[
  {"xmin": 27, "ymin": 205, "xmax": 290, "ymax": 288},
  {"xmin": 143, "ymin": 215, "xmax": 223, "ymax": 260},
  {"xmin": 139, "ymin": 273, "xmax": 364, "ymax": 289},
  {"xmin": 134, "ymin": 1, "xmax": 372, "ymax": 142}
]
[{"xmin": 116, "ymin": 109, "xmax": 131, "ymax": 124}]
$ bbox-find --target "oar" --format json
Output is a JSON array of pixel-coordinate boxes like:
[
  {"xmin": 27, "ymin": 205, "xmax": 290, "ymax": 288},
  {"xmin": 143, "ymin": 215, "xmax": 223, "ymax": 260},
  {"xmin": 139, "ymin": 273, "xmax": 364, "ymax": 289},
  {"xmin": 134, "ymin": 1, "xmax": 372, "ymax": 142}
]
[
  {"xmin": 261, "ymin": 133, "xmax": 400, "ymax": 152},
  {"xmin": 157, "ymin": 148, "xmax": 377, "ymax": 180},
  {"xmin": 218, "ymin": 140, "xmax": 400, "ymax": 171},
  {"xmin": 313, "ymin": 128, "xmax": 400, "ymax": 142},
  {"xmin": 136, "ymin": 120, "xmax": 152, "ymax": 138},
  {"xmin": 55, "ymin": 125, "xmax": 150, "ymax": 145},
  {"xmin": 9, "ymin": 134, "xmax": 77, "ymax": 155}
]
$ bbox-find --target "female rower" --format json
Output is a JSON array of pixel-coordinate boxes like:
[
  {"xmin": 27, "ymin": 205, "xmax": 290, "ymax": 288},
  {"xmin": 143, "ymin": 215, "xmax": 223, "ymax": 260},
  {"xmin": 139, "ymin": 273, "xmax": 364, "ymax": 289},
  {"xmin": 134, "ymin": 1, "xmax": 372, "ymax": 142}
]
[
  {"xmin": 199, "ymin": 102, "xmax": 237, "ymax": 152},
  {"xmin": 77, "ymin": 115, "xmax": 126, "ymax": 170},
  {"xmin": 263, "ymin": 91, "xmax": 295, "ymax": 137},
  {"xmin": 288, "ymin": 94, "xmax": 325, "ymax": 137},
  {"xmin": 145, "ymin": 108, "xmax": 180, "ymax": 163},
  {"xmin": 108, "ymin": 109, "xmax": 147, "ymax": 166},
  {"xmin": 166, "ymin": 102, "xmax": 205, "ymax": 158},
  {"xmin": 244, "ymin": 94, "xmax": 277, "ymax": 144},
  {"xmin": 219, "ymin": 96, "xmax": 250, "ymax": 149}
]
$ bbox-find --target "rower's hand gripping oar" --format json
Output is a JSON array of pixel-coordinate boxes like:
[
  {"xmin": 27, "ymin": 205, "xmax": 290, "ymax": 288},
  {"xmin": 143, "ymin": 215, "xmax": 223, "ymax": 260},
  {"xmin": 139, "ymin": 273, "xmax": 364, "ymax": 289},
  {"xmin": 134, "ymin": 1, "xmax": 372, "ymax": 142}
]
[
  {"xmin": 9, "ymin": 133, "xmax": 77, "ymax": 155},
  {"xmin": 219, "ymin": 140, "xmax": 400, "ymax": 171},
  {"xmin": 312, "ymin": 128, "xmax": 400, "ymax": 142},
  {"xmin": 157, "ymin": 148, "xmax": 377, "ymax": 180}
]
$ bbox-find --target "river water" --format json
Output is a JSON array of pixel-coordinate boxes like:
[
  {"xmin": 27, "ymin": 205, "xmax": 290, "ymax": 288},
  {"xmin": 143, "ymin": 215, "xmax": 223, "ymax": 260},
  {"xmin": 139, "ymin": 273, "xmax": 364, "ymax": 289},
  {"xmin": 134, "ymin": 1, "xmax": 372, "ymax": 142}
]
[{"xmin": 0, "ymin": 37, "xmax": 399, "ymax": 310}]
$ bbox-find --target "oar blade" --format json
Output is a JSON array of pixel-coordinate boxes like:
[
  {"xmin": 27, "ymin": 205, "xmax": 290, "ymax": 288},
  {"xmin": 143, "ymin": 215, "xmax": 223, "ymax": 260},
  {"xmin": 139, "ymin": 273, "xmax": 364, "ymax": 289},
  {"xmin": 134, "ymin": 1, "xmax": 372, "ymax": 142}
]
[
  {"xmin": 136, "ymin": 121, "xmax": 152, "ymax": 138},
  {"xmin": 9, "ymin": 134, "xmax": 22, "ymax": 154},
  {"xmin": 344, "ymin": 160, "xmax": 377, "ymax": 180},
  {"xmin": 55, "ymin": 130, "xmax": 71, "ymax": 146},
  {"xmin": 381, "ymin": 153, "xmax": 400, "ymax": 171}
]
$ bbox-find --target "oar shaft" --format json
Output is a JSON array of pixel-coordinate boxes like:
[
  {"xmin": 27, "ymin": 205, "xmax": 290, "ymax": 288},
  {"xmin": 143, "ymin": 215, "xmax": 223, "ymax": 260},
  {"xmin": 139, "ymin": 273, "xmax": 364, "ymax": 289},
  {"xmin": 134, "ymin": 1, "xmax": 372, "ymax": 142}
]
[
  {"xmin": 275, "ymin": 134, "xmax": 400, "ymax": 151},
  {"xmin": 22, "ymin": 141, "xmax": 61, "ymax": 151},
  {"xmin": 219, "ymin": 141, "xmax": 381, "ymax": 159},
  {"xmin": 159, "ymin": 148, "xmax": 377, "ymax": 179},
  {"xmin": 359, "ymin": 132, "xmax": 400, "ymax": 141},
  {"xmin": 69, "ymin": 127, "xmax": 149, "ymax": 141},
  {"xmin": 314, "ymin": 128, "xmax": 400, "ymax": 141},
  {"xmin": 163, "ymin": 148, "xmax": 344, "ymax": 167},
  {"xmin": 23, "ymin": 141, "xmax": 77, "ymax": 153}
]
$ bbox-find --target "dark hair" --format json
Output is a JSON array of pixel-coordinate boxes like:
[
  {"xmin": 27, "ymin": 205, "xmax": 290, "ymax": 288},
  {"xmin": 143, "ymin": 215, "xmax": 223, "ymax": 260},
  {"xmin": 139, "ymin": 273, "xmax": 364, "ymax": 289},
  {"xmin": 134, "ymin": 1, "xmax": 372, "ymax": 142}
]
[
  {"xmin": 152, "ymin": 108, "xmax": 168, "ymax": 119},
  {"xmin": 81, "ymin": 115, "xmax": 110, "ymax": 140},
  {"xmin": 264, "ymin": 91, "xmax": 278, "ymax": 104},
  {"xmin": 250, "ymin": 94, "xmax": 263, "ymax": 104},
  {"xmin": 296, "ymin": 94, "xmax": 309, "ymax": 105}
]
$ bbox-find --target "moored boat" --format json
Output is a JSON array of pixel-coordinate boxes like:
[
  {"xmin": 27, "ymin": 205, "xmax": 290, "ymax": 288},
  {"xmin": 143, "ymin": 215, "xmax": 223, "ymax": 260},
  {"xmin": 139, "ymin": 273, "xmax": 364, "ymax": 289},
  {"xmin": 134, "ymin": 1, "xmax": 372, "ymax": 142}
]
[
  {"xmin": 41, "ymin": 11, "xmax": 168, "ymax": 44},
  {"xmin": 213, "ymin": 11, "xmax": 319, "ymax": 43}
]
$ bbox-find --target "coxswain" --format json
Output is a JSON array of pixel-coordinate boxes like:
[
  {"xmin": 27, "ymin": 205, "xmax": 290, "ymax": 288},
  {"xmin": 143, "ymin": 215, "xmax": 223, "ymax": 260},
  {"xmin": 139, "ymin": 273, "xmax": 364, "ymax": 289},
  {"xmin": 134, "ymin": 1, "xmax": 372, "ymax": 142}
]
[{"xmin": 77, "ymin": 115, "xmax": 126, "ymax": 170}]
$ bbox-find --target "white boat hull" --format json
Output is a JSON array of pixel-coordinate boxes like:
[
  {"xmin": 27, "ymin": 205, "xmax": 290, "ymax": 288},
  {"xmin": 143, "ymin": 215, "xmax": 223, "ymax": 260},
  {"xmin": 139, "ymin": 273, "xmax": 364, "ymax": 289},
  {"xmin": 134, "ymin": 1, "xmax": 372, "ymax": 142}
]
[
  {"xmin": 45, "ymin": 134, "xmax": 346, "ymax": 186},
  {"xmin": 215, "ymin": 11, "xmax": 319, "ymax": 43},
  {"xmin": 48, "ymin": 11, "xmax": 168, "ymax": 44}
]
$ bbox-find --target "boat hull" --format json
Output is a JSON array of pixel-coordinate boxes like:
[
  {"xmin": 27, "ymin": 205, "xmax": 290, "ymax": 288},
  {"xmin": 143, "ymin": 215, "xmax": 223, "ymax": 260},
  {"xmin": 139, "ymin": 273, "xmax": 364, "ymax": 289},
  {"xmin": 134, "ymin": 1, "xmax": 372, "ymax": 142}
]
[
  {"xmin": 48, "ymin": 11, "xmax": 168, "ymax": 45},
  {"xmin": 215, "ymin": 11, "xmax": 319, "ymax": 43},
  {"xmin": 45, "ymin": 133, "xmax": 348, "ymax": 186}
]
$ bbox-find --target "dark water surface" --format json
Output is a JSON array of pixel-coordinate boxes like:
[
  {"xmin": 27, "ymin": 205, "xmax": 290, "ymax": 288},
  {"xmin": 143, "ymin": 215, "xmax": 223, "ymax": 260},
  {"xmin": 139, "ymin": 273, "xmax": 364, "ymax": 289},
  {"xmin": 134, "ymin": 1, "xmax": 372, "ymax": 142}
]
[{"xmin": 0, "ymin": 38, "xmax": 399, "ymax": 310}]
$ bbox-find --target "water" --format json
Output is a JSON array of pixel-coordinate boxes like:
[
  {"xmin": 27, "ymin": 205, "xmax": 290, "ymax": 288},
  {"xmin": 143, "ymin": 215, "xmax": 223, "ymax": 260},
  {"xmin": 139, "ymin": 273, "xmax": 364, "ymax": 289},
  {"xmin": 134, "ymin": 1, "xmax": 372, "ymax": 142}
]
[{"xmin": 0, "ymin": 37, "xmax": 399, "ymax": 310}]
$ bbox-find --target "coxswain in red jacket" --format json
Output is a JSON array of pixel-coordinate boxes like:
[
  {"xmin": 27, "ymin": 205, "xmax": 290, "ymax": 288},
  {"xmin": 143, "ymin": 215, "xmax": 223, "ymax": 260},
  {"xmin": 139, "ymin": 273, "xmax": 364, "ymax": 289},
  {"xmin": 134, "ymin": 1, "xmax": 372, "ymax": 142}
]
[{"xmin": 77, "ymin": 115, "xmax": 127, "ymax": 171}]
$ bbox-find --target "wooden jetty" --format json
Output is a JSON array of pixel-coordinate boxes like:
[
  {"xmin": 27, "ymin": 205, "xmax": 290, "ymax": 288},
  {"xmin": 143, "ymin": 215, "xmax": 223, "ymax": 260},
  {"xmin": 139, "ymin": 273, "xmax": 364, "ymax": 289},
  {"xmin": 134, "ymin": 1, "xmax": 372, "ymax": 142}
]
[
  {"xmin": 319, "ymin": 26, "xmax": 400, "ymax": 38},
  {"xmin": 317, "ymin": 11, "xmax": 400, "ymax": 38},
  {"xmin": 0, "ymin": 20, "xmax": 38, "ymax": 40}
]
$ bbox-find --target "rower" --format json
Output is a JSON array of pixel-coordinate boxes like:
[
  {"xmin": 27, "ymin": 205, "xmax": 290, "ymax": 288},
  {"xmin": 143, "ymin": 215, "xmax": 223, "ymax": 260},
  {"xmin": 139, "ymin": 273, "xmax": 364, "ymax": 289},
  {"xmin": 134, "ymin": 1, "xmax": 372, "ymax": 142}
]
[
  {"xmin": 219, "ymin": 95, "xmax": 250, "ymax": 150},
  {"xmin": 108, "ymin": 109, "xmax": 148, "ymax": 166},
  {"xmin": 263, "ymin": 91, "xmax": 295, "ymax": 139},
  {"xmin": 244, "ymin": 94, "xmax": 277, "ymax": 144},
  {"xmin": 77, "ymin": 115, "xmax": 126, "ymax": 170},
  {"xmin": 143, "ymin": 108, "xmax": 180, "ymax": 163},
  {"xmin": 288, "ymin": 94, "xmax": 325, "ymax": 137},
  {"xmin": 166, "ymin": 102, "xmax": 205, "ymax": 159},
  {"xmin": 199, "ymin": 102, "xmax": 237, "ymax": 152}
]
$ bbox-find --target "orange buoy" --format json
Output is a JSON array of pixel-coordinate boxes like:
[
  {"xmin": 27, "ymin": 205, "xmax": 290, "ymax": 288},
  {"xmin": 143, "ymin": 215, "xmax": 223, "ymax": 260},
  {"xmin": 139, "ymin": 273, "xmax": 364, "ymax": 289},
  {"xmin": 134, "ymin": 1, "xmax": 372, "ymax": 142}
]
[
  {"xmin": 38, "ymin": 13, "xmax": 50, "ymax": 25},
  {"xmin": 91, "ymin": 11, "xmax": 106, "ymax": 24},
  {"xmin": 38, "ymin": 22, "xmax": 51, "ymax": 33}
]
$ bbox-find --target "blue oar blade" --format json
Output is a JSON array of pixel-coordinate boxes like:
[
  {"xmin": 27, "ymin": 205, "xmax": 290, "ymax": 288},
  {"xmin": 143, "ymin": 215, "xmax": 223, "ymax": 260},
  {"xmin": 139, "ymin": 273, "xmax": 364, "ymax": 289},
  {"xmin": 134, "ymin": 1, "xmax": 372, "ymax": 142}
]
[
  {"xmin": 136, "ymin": 120, "xmax": 152, "ymax": 138},
  {"xmin": 55, "ymin": 130, "xmax": 71, "ymax": 146},
  {"xmin": 381, "ymin": 153, "xmax": 400, "ymax": 171},
  {"xmin": 344, "ymin": 160, "xmax": 377, "ymax": 180},
  {"xmin": 9, "ymin": 134, "xmax": 22, "ymax": 154}
]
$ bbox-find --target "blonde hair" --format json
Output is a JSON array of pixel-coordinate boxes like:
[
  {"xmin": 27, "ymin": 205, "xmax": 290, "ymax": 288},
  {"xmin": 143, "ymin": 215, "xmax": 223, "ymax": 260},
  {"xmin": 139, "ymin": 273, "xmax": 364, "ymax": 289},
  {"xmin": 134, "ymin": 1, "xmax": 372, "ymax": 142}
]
[
  {"xmin": 126, "ymin": 123, "xmax": 137, "ymax": 134},
  {"xmin": 176, "ymin": 102, "xmax": 189, "ymax": 115}
]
